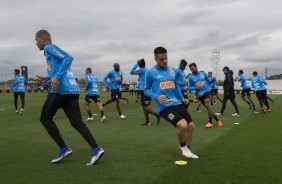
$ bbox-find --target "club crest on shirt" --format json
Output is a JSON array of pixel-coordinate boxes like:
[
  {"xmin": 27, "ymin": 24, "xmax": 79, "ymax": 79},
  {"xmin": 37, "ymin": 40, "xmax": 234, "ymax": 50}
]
[
  {"xmin": 168, "ymin": 113, "xmax": 175, "ymax": 120},
  {"xmin": 169, "ymin": 68, "xmax": 175, "ymax": 76}
]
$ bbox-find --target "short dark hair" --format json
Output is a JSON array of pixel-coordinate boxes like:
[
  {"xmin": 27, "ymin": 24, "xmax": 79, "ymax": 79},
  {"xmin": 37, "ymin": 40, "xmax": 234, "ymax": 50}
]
[
  {"xmin": 188, "ymin": 63, "xmax": 197, "ymax": 68},
  {"xmin": 180, "ymin": 59, "xmax": 187, "ymax": 66},
  {"xmin": 253, "ymin": 71, "xmax": 258, "ymax": 76},
  {"xmin": 138, "ymin": 59, "xmax": 146, "ymax": 68},
  {"xmin": 239, "ymin": 70, "xmax": 243, "ymax": 74},
  {"xmin": 35, "ymin": 29, "xmax": 52, "ymax": 42},
  {"xmin": 14, "ymin": 69, "xmax": 20, "ymax": 75},
  {"xmin": 86, "ymin": 68, "xmax": 92, "ymax": 73},
  {"xmin": 223, "ymin": 66, "xmax": 229, "ymax": 71},
  {"xmin": 154, "ymin": 47, "xmax": 167, "ymax": 55}
]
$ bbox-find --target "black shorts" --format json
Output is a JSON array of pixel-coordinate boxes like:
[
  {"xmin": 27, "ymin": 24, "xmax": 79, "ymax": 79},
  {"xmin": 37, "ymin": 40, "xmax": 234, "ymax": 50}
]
[
  {"xmin": 139, "ymin": 90, "xmax": 151, "ymax": 106},
  {"xmin": 256, "ymin": 90, "xmax": 267, "ymax": 101},
  {"xmin": 198, "ymin": 92, "xmax": 211, "ymax": 105},
  {"xmin": 111, "ymin": 89, "xmax": 121, "ymax": 99},
  {"xmin": 160, "ymin": 105, "xmax": 192, "ymax": 127},
  {"xmin": 210, "ymin": 89, "xmax": 218, "ymax": 95},
  {"xmin": 137, "ymin": 90, "xmax": 140, "ymax": 95},
  {"xmin": 85, "ymin": 95, "xmax": 100, "ymax": 103},
  {"xmin": 181, "ymin": 90, "xmax": 188, "ymax": 100},
  {"xmin": 242, "ymin": 88, "xmax": 251, "ymax": 96}
]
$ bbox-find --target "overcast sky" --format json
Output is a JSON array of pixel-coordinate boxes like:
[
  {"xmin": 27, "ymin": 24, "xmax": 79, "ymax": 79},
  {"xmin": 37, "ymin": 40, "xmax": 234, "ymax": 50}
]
[{"xmin": 0, "ymin": 0, "xmax": 282, "ymax": 81}]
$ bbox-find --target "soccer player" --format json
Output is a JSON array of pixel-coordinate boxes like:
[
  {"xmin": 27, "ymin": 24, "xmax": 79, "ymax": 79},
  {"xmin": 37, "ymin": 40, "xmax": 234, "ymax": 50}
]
[
  {"xmin": 215, "ymin": 66, "xmax": 240, "ymax": 116},
  {"xmin": 10, "ymin": 69, "xmax": 28, "ymax": 115},
  {"xmin": 130, "ymin": 59, "xmax": 160, "ymax": 125},
  {"xmin": 251, "ymin": 71, "xmax": 271, "ymax": 113},
  {"xmin": 103, "ymin": 63, "xmax": 126, "ymax": 119},
  {"xmin": 84, "ymin": 68, "xmax": 106, "ymax": 122},
  {"xmin": 175, "ymin": 59, "xmax": 189, "ymax": 109},
  {"xmin": 188, "ymin": 63, "xmax": 223, "ymax": 128},
  {"xmin": 207, "ymin": 72, "xmax": 223, "ymax": 106},
  {"xmin": 144, "ymin": 47, "xmax": 198, "ymax": 158},
  {"xmin": 35, "ymin": 30, "xmax": 104, "ymax": 165},
  {"xmin": 238, "ymin": 70, "xmax": 256, "ymax": 110}
]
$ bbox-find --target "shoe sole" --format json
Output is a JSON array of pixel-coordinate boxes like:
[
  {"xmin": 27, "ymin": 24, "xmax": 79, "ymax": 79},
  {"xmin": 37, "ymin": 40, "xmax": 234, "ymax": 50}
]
[{"xmin": 52, "ymin": 151, "xmax": 73, "ymax": 163}]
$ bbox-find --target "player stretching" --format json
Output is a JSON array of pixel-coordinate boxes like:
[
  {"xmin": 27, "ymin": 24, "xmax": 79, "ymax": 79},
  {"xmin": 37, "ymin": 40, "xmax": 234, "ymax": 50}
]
[
  {"xmin": 175, "ymin": 59, "xmax": 189, "ymax": 109},
  {"xmin": 238, "ymin": 70, "xmax": 256, "ymax": 110},
  {"xmin": 103, "ymin": 63, "xmax": 126, "ymax": 119},
  {"xmin": 84, "ymin": 68, "xmax": 106, "ymax": 123},
  {"xmin": 188, "ymin": 63, "xmax": 223, "ymax": 128},
  {"xmin": 35, "ymin": 30, "xmax": 104, "ymax": 165},
  {"xmin": 251, "ymin": 71, "xmax": 271, "ymax": 113},
  {"xmin": 130, "ymin": 59, "xmax": 160, "ymax": 125},
  {"xmin": 144, "ymin": 47, "xmax": 198, "ymax": 158}
]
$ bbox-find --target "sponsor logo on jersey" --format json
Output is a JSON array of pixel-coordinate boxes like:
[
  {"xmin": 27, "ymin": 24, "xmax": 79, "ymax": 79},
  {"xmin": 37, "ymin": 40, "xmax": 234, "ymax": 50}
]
[
  {"xmin": 115, "ymin": 76, "xmax": 121, "ymax": 80},
  {"xmin": 160, "ymin": 81, "xmax": 175, "ymax": 89},
  {"xmin": 196, "ymin": 81, "xmax": 204, "ymax": 88}
]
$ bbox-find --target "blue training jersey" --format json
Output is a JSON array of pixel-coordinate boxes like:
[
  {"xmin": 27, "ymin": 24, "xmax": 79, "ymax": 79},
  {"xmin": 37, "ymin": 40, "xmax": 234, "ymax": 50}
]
[
  {"xmin": 208, "ymin": 76, "xmax": 218, "ymax": 90},
  {"xmin": 43, "ymin": 44, "xmax": 79, "ymax": 94},
  {"xmin": 188, "ymin": 71, "xmax": 213, "ymax": 98},
  {"xmin": 130, "ymin": 63, "xmax": 147, "ymax": 90},
  {"xmin": 11, "ymin": 75, "xmax": 27, "ymax": 92},
  {"xmin": 103, "ymin": 70, "xmax": 123, "ymax": 90},
  {"xmin": 175, "ymin": 68, "xmax": 187, "ymax": 91},
  {"xmin": 239, "ymin": 74, "xmax": 251, "ymax": 89},
  {"xmin": 85, "ymin": 73, "xmax": 100, "ymax": 96},
  {"xmin": 251, "ymin": 75, "xmax": 266, "ymax": 92},
  {"xmin": 144, "ymin": 66, "xmax": 183, "ymax": 113}
]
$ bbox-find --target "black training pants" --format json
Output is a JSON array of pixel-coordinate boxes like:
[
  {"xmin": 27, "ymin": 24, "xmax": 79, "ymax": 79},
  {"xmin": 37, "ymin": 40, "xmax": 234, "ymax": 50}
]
[
  {"xmin": 40, "ymin": 93, "xmax": 98, "ymax": 149},
  {"xmin": 14, "ymin": 92, "xmax": 25, "ymax": 110},
  {"xmin": 220, "ymin": 94, "xmax": 239, "ymax": 114}
]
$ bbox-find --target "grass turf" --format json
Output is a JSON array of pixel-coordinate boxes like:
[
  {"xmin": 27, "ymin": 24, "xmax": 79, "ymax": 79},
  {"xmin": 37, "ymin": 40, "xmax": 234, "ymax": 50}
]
[{"xmin": 0, "ymin": 92, "xmax": 281, "ymax": 184}]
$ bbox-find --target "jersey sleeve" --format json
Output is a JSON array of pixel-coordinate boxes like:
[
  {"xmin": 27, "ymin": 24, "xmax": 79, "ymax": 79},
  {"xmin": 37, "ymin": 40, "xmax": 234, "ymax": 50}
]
[
  {"xmin": 103, "ymin": 72, "xmax": 111, "ymax": 87},
  {"xmin": 130, "ymin": 64, "xmax": 141, "ymax": 75},
  {"xmin": 188, "ymin": 76, "xmax": 196, "ymax": 90},
  {"xmin": 144, "ymin": 70, "xmax": 159, "ymax": 100},
  {"xmin": 45, "ymin": 46, "xmax": 74, "ymax": 80}
]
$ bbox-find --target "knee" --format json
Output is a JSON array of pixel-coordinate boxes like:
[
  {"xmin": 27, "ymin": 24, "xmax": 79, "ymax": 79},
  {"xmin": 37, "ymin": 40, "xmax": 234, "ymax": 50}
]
[
  {"xmin": 187, "ymin": 122, "xmax": 195, "ymax": 131},
  {"xmin": 177, "ymin": 120, "xmax": 187, "ymax": 130}
]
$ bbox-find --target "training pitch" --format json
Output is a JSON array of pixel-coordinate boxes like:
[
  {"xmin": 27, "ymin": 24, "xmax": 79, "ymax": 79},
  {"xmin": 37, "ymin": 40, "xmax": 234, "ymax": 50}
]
[{"xmin": 0, "ymin": 92, "xmax": 281, "ymax": 184}]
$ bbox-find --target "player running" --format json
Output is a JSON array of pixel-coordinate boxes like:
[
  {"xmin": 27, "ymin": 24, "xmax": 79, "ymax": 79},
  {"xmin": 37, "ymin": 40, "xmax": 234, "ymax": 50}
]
[
  {"xmin": 84, "ymin": 68, "xmax": 106, "ymax": 123},
  {"xmin": 238, "ymin": 70, "xmax": 256, "ymax": 110},
  {"xmin": 103, "ymin": 63, "xmax": 126, "ymax": 119},
  {"xmin": 207, "ymin": 72, "xmax": 223, "ymax": 106},
  {"xmin": 130, "ymin": 59, "xmax": 160, "ymax": 125},
  {"xmin": 35, "ymin": 30, "xmax": 104, "ymax": 165},
  {"xmin": 144, "ymin": 47, "xmax": 198, "ymax": 159},
  {"xmin": 175, "ymin": 59, "xmax": 190, "ymax": 109},
  {"xmin": 188, "ymin": 63, "xmax": 223, "ymax": 128},
  {"xmin": 251, "ymin": 71, "xmax": 271, "ymax": 113}
]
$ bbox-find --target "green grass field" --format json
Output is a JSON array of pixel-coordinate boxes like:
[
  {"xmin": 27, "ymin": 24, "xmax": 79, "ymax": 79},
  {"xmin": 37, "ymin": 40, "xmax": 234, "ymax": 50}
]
[{"xmin": 0, "ymin": 92, "xmax": 281, "ymax": 184}]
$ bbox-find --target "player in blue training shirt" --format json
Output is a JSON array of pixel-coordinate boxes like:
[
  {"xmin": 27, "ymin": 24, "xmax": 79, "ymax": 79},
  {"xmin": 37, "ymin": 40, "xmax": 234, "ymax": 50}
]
[
  {"xmin": 130, "ymin": 59, "xmax": 160, "ymax": 125},
  {"xmin": 35, "ymin": 30, "xmax": 104, "ymax": 166},
  {"xmin": 188, "ymin": 63, "xmax": 223, "ymax": 128},
  {"xmin": 144, "ymin": 47, "xmax": 198, "ymax": 159},
  {"xmin": 84, "ymin": 68, "xmax": 106, "ymax": 123},
  {"xmin": 175, "ymin": 59, "xmax": 191, "ymax": 109},
  {"xmin": 251, "ymin": 71, "xmax": 271, "ymax": 113},
  {"xmin": 103, "ymin": 63, "xmax": 126, "ymax": 119},
  {"xmin": 207, "ymin": 72, "xmax": 223, "ymax": 106},
  {"xmin": 10, "ymin": 69, "xmax": 28, "ymax": 115},
  {"xmin": 238, "ymin": 70, "xmax": 256, "ymax": 110}
]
